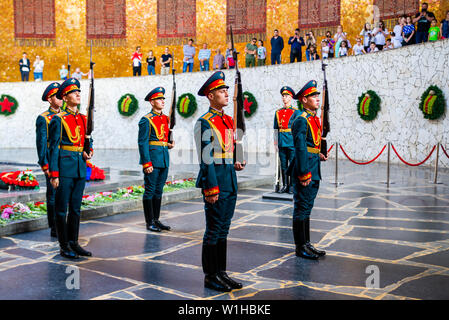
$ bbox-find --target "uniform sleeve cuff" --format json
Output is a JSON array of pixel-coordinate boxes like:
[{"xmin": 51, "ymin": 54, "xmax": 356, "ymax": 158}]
[
  {"xmin": 143, "ymin": 162, "xmax": 153, "ymax": 169},
  {"xmin": 204, "ymin": 186, "xmax": 219, "ymax": 196},
  {"xmin": 298, "ymin": 172, "xmax": 311, "ymax": 181},
  {"xmin": 50, "ymin": 171, "xmax": 59, "ymax": 178},
  {"xmin": 41, "ymin": 164, "xmax": 49, "ymax": 171}
]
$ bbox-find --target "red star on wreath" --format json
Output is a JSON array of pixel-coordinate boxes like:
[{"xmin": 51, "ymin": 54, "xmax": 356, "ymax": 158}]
[
  {"xmin": 0, "ymin": 97, "xmax": 14, "ymax": 113},
  {"xmin": 243, "ymin": 96, "xmax": 253, "ymax": 114}
]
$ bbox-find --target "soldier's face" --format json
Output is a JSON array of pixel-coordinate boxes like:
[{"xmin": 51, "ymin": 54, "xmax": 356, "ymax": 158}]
[
  {"xmin": 208, "ymin": 88, "xmax": 229, "ymax": 108},
  {"xmin": 282, "ymin": 94, "xmax": 292, "ymax": 106},
  {"xmin": 151, "ymin": 98, "xmax": 165, "ymax": 111},
  {"xmin": 64, "ymin": 91, "xmax": 81, "ymax": 106},
  {"xmin": 302, "ymin": 94, "xmax": 320, "ymax": 110},
  {"xmin": 48, "ymin": 95, "xmax": 63, "ymax": 109}
]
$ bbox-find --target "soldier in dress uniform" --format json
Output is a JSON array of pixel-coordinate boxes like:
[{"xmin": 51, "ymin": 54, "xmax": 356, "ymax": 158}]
[
  {"xmin": 273, "ymin": 86, "xmax": 297, "ymax": 194},
  {"xmin": 289, "ymin": 80, "xmax": 327, "ymax": 260},
  {"xmin": 138, "ymin": 87, "xmax": 174, "ymax": 232},
  {"xmin": 194, "ymin": 71, "xmax": 246, "ymax": 292},
  {"xmin": 36, "ymin": 82, "xmax": 62, "ymax": 238},
  {"xmin": 48, "ymin": 78, "xmax": 93, "ymax": 259}
]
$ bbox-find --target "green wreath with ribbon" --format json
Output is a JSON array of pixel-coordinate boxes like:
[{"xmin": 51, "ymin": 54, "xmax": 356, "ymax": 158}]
[
  {"xmin": 357, "ymin": 90, "xmax": 381, "ymax": 121},
  {"xmin": 296, "ymin": 100, "xmax": 304, "ymax": 111},
  {"xmin": 0, "ymin": 95, "xmax": 19, "ymax": 116},
  {"xmin": 419, "ymin": 85, "xmax": 445, "ymax": 120},
  {"xmin": 177, "ymin": 93, "xmax": 197, "ymax": 118},
  {"xmin": 118, "ymin": 94, "xmax": 139, "ymax": 117},
  {"xmin": 243, "ymin": 91, "xmax": 258, "ymax": 118}
]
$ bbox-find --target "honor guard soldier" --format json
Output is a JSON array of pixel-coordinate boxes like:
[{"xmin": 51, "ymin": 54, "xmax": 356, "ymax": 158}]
[
  {"xmin": 273, "ymin": 86, "xmax": 297, "ymax": 194},
  {"xmin": 290, "ymin": 80, "xmax": 327, "ymax": 260},
  {"xmin": 138, "ymin": 87, "xmax": 174, "ymax": 232},
  {"xmin": 48, "ymin": 78, "xmax": 93, "ymax": 259},
  {"xmin": 195, "ymin": 71, "xmax": 246, "ymax": 292},
  {"xmin": 36, "ymin": 82, "xmax": 62, "ymax": 237}
]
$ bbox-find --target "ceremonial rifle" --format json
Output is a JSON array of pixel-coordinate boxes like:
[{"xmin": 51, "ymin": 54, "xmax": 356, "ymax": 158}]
[
  {"xmin": 320, "ymin": 50, "xmax": 330, "ymax": 157},
  {"xmin": 230, "ymin": 26, "xmax": 246, "ymax": 164},
  {"xmin": 83, "ymin": 41, "xmax": 95, "ymax": 155},
  {"xmin": 274, "ymin": 152, "xmax": 281, "ymax": 193},
  {"xmin": 168, "ymin": 53, "xmax": 176, "ymax": 144},
  {"xmin": 67, "ymin": 47, "xmax": 71, "ymax": 77}
]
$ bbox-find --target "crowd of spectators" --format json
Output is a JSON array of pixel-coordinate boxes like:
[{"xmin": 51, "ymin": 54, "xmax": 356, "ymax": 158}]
[{"xmin": 18, "ymin": 3, "xmax": 448, "ymax": 81}]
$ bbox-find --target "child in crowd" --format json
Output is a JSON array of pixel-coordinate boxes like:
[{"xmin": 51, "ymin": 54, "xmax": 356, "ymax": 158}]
[
  {"xmin": 352, "ymin": 38, "xmax": 366, "ymax": 56},
  {"xmin": 428, "ymin": 19, "xmax": 441, "ymax": 42},
  {"xmin": 338, "ymin": 40, "xmax": 348, "ymax": 57},
  {"xmin": 383, "ymin": 39, "xmax": 394, "ymax": 50},
  {"xmin": 257, "ymin": 40, "xmax": 267, "ymax": 66},
  {"xmin": 321, "ymin": 39, "xmax": 330, "ymax": 59},
  {"xmin": 309, "ymin": 44, "xmax": 320, "ymax": 60},
  {"xmin": 368, "ymin": 42, "xmax": 379, "ymax": 53}
]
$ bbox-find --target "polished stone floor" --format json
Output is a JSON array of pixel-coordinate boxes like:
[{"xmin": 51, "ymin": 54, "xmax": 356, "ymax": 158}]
[{"xmin": 0, "ymin": 158, "xmax": 448, "ymax": 300}]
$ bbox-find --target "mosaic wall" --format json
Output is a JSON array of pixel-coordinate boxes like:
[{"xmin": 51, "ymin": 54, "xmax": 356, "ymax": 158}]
[{"xmin": 0, "ymin": 0, "xmax": 447, "ymax": 82}]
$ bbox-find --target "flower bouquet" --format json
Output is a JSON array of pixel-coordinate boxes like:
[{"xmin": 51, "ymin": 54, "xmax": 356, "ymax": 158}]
[
  {"xmin": 86, "ymin": 161, "xmax": 105, "ymax": 181},
  {"xmin": 0, "ymin": 170, "xmax": 39, "ymax": 190},
  {"xmin": 0, "ymin": 202, "xmax": 47, "ymax": 226}
]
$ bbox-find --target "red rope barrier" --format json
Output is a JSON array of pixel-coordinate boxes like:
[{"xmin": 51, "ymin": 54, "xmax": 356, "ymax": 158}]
[
  {"xmin": 441, "ymin": 145, "xmax": 449, "ymax": 160},
  {"xmin": 339, "ymin": 145, "xmax": 386, "ymax": 165},
  {"xmin": 391, "ymin": 144, "xmax": 436, "ymax": 166},
  {"xmin": 327, "ymin": 144, "xmax": 334, "ymax": 154}
]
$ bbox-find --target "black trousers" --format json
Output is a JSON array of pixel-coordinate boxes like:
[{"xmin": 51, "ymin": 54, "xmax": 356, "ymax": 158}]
[
  {"xmin": 21, "ymin": 71, "xmax": 29, "ymax": 81},
  {"xmin": 133, "ymin": 66, "xmax": 142, "ymax": 76},
  {"xmin": 290, "ymin": 50, "xmax": 302, "ymax": 63}
]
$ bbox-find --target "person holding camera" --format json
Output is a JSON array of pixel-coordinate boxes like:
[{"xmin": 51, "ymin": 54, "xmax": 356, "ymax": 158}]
[
  {"xmin": 413, "ymin": 2, "xmax": 435, "ymax": 44},
  {"xmin": 333, "ymin": 25, "xmax": 347, "ymax": 58},
  {"xmin": 288, "ymin": 28, "xmax": 305, "ymax": 63},
  {"xmin": 372, "ymin": 21, "xmax": 389, "ymax": 51},
  {"xmin": 304, "ymin": 31, "xmax": 316, "ymax": 61}
]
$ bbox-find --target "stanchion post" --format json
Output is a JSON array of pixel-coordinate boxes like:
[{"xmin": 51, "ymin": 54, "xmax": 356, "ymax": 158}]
[
  {"xmin": 335, "ymin": 142, "xmax": 339, "ymax": 186},
  {"xmin": 387, "ymin": 142, "xmax": 390, "ymax": 188},
  {"xmin": 434, "ymin": 142, "xmax": 440, "ymax": 184}
]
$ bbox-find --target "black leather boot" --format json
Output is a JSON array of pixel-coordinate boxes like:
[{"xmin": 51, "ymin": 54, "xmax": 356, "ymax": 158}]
[
  {"xmin": 279, "ymin": 170, "xmax": 288, "ymax": 193},
  {"xmin": 293, "ymin": 219, "xmax": 319, "ymax": 260},
  {"xmin": 69, "ymin": 241, "xmax": 92, "ymax": 257},
  {"xmin": 217, "ymin": 239, "xmax": 242, "ymax": 289},
  {"xmin": 68, "ymin": 212, "xmax": 92, "ymax": 257},
  {"xmin": 55, "ymin": 215, "xmax": 78, "ymax": 259},
  {"xmin": 287, "ymin": 175, "xmax": 293, "ymax": 194},
  {"xmin": 47, "ymin": 203, "xmax": 57, "ymax": 237},
  {"xmin": 152, "ymin": 198, "xmax": 170, "ymax": 231},
  {"xmin": 143, "ymin": 199, "xmax": 161, "ymax": 232},
  {"xmin": 202, "ymin": 243, "xmax": 232, "ymax": 292},
  {"xmin": 305, "ymin": 218, "xmax": 325, "ymax": 256}
]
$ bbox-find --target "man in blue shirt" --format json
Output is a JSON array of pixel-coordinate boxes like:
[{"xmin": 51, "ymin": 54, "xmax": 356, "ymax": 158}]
[
  {"xmin": 198, "ymin": 43, "xmax": 211, "ymax": 71},
  {"xmin": 288, "ymin": 28, "xmax": 305, "ymax": 62},
  {"xmin": 270, "ymin": 29, "xmax": 284, "ymax": 65},
  {"xmin": 183, "ymin": 39, "xmax": 196, "ymax": 73}
]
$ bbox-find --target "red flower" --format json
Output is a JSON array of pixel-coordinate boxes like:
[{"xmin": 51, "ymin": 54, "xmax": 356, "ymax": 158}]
[{"xmin": 1, "ymin": 204, "xmax": 13, "ymax": 211}]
